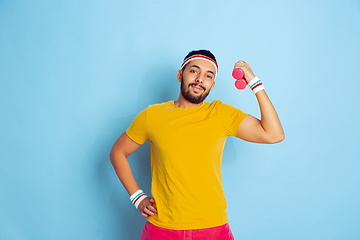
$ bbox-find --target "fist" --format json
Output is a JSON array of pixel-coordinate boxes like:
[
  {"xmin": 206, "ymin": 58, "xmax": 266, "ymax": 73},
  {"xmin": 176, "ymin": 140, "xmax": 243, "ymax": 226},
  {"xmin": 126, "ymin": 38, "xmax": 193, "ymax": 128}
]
[
  {"xmin": 138, "ymin": 197, "xmax": 157, "ymax": 217},
  {"xmin": 234, "ymin": 60, "xmax": 255, "ymax": 83}
]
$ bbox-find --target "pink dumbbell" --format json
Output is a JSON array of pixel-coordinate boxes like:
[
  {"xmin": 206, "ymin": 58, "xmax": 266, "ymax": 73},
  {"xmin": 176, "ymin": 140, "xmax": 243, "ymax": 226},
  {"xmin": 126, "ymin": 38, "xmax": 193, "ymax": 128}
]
[
  {"xmin": 232, "ymin": 61, "xmax": 248, "ymax": 90},
  {"xmin": 232, "ymin": 68, "xmax": 247, "ymax": 90}
]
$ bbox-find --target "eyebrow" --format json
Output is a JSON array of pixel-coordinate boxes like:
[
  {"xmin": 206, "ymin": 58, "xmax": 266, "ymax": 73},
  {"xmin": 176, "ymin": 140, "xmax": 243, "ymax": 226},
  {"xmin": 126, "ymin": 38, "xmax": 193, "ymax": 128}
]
[{"xmin": 189, "ymin": 65, "xmax": 215, "ymax": 76}]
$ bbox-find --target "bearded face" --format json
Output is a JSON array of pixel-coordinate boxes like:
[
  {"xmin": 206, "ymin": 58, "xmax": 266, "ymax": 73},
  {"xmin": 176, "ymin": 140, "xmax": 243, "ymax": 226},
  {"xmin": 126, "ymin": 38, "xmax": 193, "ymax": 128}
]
[{"xmin": 180, "ymin": 74, "xmax": 212, "ymax": 104}]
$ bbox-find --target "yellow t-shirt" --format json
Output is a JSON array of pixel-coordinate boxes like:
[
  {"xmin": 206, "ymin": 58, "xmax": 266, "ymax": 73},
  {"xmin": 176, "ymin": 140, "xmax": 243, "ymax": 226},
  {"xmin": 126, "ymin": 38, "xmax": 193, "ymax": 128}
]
[{"xmin": 126, "ymin": 100, "xmax": 248, "ymax": 230}]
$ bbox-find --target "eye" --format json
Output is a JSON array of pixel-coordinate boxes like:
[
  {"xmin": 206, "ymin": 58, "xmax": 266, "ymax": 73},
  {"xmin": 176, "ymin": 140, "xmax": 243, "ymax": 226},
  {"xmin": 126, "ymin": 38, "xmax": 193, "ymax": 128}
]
[
  {"xmin": 207, "ymin": 75, "xmax": 213, "ymax": 79},
  {"xmin": 190, "ymin": 70, "xmax": 197, "ymax": 73}
]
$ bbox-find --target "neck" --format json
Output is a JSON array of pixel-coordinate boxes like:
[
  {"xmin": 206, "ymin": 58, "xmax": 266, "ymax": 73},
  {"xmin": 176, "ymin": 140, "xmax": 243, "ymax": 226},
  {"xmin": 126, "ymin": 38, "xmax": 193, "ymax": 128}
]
[{"xmin": 174, "ymin": 94, "xmax": 203, "ymax": 108}]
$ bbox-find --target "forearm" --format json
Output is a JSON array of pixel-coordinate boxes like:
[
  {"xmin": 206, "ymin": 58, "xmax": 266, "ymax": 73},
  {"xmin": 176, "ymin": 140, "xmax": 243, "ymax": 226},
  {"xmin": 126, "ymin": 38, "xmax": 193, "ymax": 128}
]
[
  {"xmin": 110, "ymin": 152, "xmax": 157, "ymax": 217},
  {"xmin": 110, "ymin": 153, "xmax": 140, "ymax": 196},
  {"xmin": 234, "ymin": 61, "xmax": 284, "ymax": 143},
  {"xmin": 255, "ymin": 89, "xmax": 284, "ymax": 142}
]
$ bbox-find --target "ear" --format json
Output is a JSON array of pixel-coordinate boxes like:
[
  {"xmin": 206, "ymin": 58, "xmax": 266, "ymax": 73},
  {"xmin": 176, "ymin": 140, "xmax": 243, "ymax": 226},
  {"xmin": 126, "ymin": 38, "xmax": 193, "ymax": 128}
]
[
  {"xmin": 210, "ymin": 81, "xmax": 215, "ymax": 91},
  {"xmin": 177, "ymin": 70, "xmax": 182, "ymax": 83}
]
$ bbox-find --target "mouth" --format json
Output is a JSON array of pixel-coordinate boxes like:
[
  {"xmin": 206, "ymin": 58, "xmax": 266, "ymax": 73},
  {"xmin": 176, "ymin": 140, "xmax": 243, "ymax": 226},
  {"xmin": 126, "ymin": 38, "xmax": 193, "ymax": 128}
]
[{"xmin": 189, "ymin": 83, "xmax": 206, "ymax": 92}]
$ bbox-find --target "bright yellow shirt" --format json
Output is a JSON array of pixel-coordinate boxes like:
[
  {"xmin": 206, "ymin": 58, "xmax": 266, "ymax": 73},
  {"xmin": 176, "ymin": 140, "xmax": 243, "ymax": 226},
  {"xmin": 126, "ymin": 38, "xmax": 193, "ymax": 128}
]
[{"xmin": 126, "ymin": 100, "xmax": 248, "ymax": 230}]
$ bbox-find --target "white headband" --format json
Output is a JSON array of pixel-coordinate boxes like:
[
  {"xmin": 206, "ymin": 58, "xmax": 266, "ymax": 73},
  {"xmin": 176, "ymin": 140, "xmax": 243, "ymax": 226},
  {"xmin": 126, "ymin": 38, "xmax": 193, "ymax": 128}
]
[{"xmin": 181, "ymin": 55, "xmax": 218, "ymax": 76}]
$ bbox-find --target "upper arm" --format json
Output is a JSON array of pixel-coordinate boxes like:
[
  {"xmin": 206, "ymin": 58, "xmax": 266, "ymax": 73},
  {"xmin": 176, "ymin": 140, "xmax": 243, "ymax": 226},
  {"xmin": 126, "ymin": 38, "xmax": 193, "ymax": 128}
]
[
  {"xmin": 110, "ymin": 132, "xmax": 141, "ymax": 161},
  {"xmin": 237, "ymin": 115, "xmax": 273, "ymax": 143}
]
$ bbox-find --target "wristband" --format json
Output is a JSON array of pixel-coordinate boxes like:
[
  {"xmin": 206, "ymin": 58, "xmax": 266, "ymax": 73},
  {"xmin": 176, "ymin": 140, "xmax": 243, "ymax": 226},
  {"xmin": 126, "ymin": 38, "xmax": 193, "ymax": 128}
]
[
  {"xmin": 130, "ymin": 189, "xmax": 148, "ymax": 209},
  {"xmin": 247, "ymin": 76, "xmax": 264, "ymax": 94}
]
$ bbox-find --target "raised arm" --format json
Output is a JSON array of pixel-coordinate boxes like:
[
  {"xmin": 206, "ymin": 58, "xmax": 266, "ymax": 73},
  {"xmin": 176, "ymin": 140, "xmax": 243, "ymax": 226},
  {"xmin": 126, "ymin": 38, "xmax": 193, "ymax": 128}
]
[
  {"xmin": 235, "ymin": 61, "xmax": 285, "ymax": 144},
  {"xmin": 110, "ymin": 132, "xmax": 157, "ymax": 217}
]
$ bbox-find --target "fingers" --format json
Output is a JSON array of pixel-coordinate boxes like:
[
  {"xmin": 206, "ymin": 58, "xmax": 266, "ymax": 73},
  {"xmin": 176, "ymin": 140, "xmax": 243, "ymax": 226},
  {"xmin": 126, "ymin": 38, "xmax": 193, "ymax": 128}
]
[
  {"xmin": 147, "ymin": 204, "xmax": 158, "ymax": 214},
  {"xmin": 234, "ymin": 60, "xmax": 255, "ymax": 81},
  {"xmin": 138, "ymin": 197, "xmax": 157, "ymax": 218},
  {"xmin": 235, "ymin": 60, "xmax": 247, "ymax": 68},
  {"xmin": 143, "ymin": 205, "xmax": 157, "ymax": 216}
]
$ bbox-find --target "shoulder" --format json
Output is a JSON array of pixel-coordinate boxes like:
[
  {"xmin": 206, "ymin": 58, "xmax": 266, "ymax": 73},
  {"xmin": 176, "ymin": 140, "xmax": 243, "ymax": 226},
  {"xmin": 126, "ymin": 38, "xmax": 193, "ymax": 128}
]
[
  {"xmin": 209, "ymin": 100, "xmax": 237, "ymax": 111},
  {"xmin": 143, "ymin": 101, "xmax": 174, "ymax": 116},
  {"xmin": 147, "ymin": 101, "xmax": 172, "ymax": 110},
  {"xmin": 133, "ymin": 102, "xmax": 170, "ymax": 119}
]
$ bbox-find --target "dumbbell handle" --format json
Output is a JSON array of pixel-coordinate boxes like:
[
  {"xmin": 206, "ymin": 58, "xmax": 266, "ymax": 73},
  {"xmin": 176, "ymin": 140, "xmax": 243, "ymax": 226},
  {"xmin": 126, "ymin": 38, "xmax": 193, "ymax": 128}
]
[{"xmin": 232, "ymin": 68, "xmax": 247, "ymax": 90}]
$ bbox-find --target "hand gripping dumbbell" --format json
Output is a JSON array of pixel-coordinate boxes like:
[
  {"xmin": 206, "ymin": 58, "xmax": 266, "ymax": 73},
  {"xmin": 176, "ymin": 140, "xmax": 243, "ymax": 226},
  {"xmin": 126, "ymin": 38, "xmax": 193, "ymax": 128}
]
[{"xmin": 232, "ymin": 68, "xmax": 247, "ymax": 90}]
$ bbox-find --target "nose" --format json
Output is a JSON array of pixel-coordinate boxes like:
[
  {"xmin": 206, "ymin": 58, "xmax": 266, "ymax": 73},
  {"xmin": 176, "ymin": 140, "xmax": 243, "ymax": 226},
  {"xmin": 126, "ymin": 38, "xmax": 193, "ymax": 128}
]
[{"xmin": 195, "ymin": 74, "xmax": 204, "ymax": 83}]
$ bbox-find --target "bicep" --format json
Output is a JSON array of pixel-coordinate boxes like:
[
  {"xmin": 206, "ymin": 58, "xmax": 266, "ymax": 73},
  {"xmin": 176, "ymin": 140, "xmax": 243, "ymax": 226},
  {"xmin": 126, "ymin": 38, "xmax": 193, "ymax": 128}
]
[
  {"xmin": 237, "ymin": 115, "xmax": 271, "ymax": 143},
  {"xmin": 110, "ymin": 132, "xmax": 141, "ymax": 159}
]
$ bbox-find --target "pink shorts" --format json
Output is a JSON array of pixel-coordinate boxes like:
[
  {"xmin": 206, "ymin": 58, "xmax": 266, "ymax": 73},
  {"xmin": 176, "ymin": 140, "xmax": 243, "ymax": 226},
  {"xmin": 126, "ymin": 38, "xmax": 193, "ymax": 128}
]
[{"xmin": 141, "ymin": 221, "xmax": 234, "ymax": 240}]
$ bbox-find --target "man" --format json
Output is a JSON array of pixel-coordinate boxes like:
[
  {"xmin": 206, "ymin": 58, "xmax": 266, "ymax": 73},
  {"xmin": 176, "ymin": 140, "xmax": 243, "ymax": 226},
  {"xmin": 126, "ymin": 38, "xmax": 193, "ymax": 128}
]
[{"xmin": 110, "ymin": 50, "xmax": 284, "ymax": 240}]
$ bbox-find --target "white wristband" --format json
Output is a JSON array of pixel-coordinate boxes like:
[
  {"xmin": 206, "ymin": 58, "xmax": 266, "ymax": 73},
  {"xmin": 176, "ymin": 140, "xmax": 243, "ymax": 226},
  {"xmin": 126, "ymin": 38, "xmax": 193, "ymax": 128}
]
[
  {"xmin": 134, "ymin": 195, "xmax": 147, "ymax": 209},
  {"xmin": 130, "ymin": 189, "xmax": 148, "ymax": 209},
  {"xmin": 247, "ymin": 76, "xmax": 264, "ymax": 94},
  {"xmin": 130, "ymin": 190, "xmax": 143, "ymax": 202},
  {"xmin": 247, "ymin": 77, "xmax": 259, "ymax": 87},
  {"xmin": 253, "ymin": 85, "xmax": 264, "ymax": 94}
]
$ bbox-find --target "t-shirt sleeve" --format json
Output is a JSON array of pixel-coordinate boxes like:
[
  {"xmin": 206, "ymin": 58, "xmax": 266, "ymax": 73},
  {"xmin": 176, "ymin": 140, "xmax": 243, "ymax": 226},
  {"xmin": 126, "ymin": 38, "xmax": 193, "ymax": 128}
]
[
  {"xmin": 219, "ymin": 103, "xmax": 249, "ymax": 137},
  {"xmin": 126, "ymin": 108, "xmax": 149, "ymax": 144}
]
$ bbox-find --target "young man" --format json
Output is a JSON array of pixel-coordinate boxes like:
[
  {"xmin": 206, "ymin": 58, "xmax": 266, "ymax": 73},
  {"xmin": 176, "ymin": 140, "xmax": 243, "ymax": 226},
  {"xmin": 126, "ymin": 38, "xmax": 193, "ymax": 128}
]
[{"xmin": 110, "ymin": 50, "xmax": 284, "ymax": 240}]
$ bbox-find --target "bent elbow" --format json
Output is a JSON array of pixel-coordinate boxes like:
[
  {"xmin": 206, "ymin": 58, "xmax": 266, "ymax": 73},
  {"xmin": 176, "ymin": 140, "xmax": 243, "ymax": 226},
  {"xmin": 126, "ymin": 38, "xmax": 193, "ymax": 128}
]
[
  {"xmin": 267, "ymin": 132, "xmax": 285, "ymax": 144},
  {"xmin": 272, "ymin": 133, "xmax": 285, "ymax": 143},
  {"xmin": 109, "ymin": 150, "xmax": 117, "ymax": 164},
  {"xmin": 277, "ymin": 133, "xmax": 285, "ymax": 143}
]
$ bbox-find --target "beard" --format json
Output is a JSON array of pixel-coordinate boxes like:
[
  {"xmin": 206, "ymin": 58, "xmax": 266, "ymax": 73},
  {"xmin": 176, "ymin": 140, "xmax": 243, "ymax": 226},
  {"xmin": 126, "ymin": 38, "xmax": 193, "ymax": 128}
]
[{"xmin": 180, "ymin": 75, "xmax": 211, "ymax": 104}]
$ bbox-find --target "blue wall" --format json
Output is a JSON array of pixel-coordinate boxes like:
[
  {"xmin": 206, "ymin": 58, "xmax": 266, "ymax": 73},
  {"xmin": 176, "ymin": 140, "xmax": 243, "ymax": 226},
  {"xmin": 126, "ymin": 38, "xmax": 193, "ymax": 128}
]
[{"xmin": 1, "ymin": 1, "xmax": 359, "ymax": 239}]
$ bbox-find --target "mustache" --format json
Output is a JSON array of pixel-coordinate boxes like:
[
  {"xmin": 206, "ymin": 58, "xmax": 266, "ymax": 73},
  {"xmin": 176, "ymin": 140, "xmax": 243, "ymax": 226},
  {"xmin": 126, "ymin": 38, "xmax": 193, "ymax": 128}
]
[{"xmin": 189, "ymin": 83, "xmax": 206, "ymax": 91}]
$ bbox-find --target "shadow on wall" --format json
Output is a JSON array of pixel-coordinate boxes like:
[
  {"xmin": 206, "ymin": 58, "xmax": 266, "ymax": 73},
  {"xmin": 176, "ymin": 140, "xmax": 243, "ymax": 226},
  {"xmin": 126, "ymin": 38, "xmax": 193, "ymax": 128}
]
[{"xmin": 82, "ymin": 63, "xmax": 177, "ymax": 240}]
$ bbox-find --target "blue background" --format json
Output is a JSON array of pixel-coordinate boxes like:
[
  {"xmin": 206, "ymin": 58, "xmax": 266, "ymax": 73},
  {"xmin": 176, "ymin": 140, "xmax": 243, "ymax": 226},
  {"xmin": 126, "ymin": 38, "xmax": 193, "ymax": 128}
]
[{"xmin": 1, "ymin": 0, "xmax": 359, "ymax": 239}]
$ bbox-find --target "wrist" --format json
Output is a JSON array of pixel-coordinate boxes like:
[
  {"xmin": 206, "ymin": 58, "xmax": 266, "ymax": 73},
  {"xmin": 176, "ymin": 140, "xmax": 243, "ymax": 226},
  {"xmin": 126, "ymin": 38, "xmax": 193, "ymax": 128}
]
[
  {"xmin": 248, "ymin": 76, "xmax": 265, "ymax": 94},
  {"xmin": 130, "ymin": 189, "xmax": 148, "ymax": 209},
  {"xmin": 246, "ymin": 74, "xmax": 256, "ymax": 83}
]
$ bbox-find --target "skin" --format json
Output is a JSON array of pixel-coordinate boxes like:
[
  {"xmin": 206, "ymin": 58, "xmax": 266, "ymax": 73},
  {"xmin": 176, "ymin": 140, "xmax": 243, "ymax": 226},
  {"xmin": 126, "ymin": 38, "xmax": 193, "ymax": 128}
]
[
  {"xmin": 109, "ymin": 58, "xmax": 285, "ymax": 217},
  {"xmin": 175, "ymin": 59, "xmax": 216, "ymax": 107}
]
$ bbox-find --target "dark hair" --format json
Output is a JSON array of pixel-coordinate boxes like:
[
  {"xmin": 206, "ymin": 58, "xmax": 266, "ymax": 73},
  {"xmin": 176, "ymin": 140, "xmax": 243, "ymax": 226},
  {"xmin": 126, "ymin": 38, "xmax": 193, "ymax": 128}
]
[
  {"xmin": 182, "ymin": 49, "xmax": 217, "ymax": 72},
  {"xmin": 183, "ymin": 49, "xmax": 217, "ymax": 63}
]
